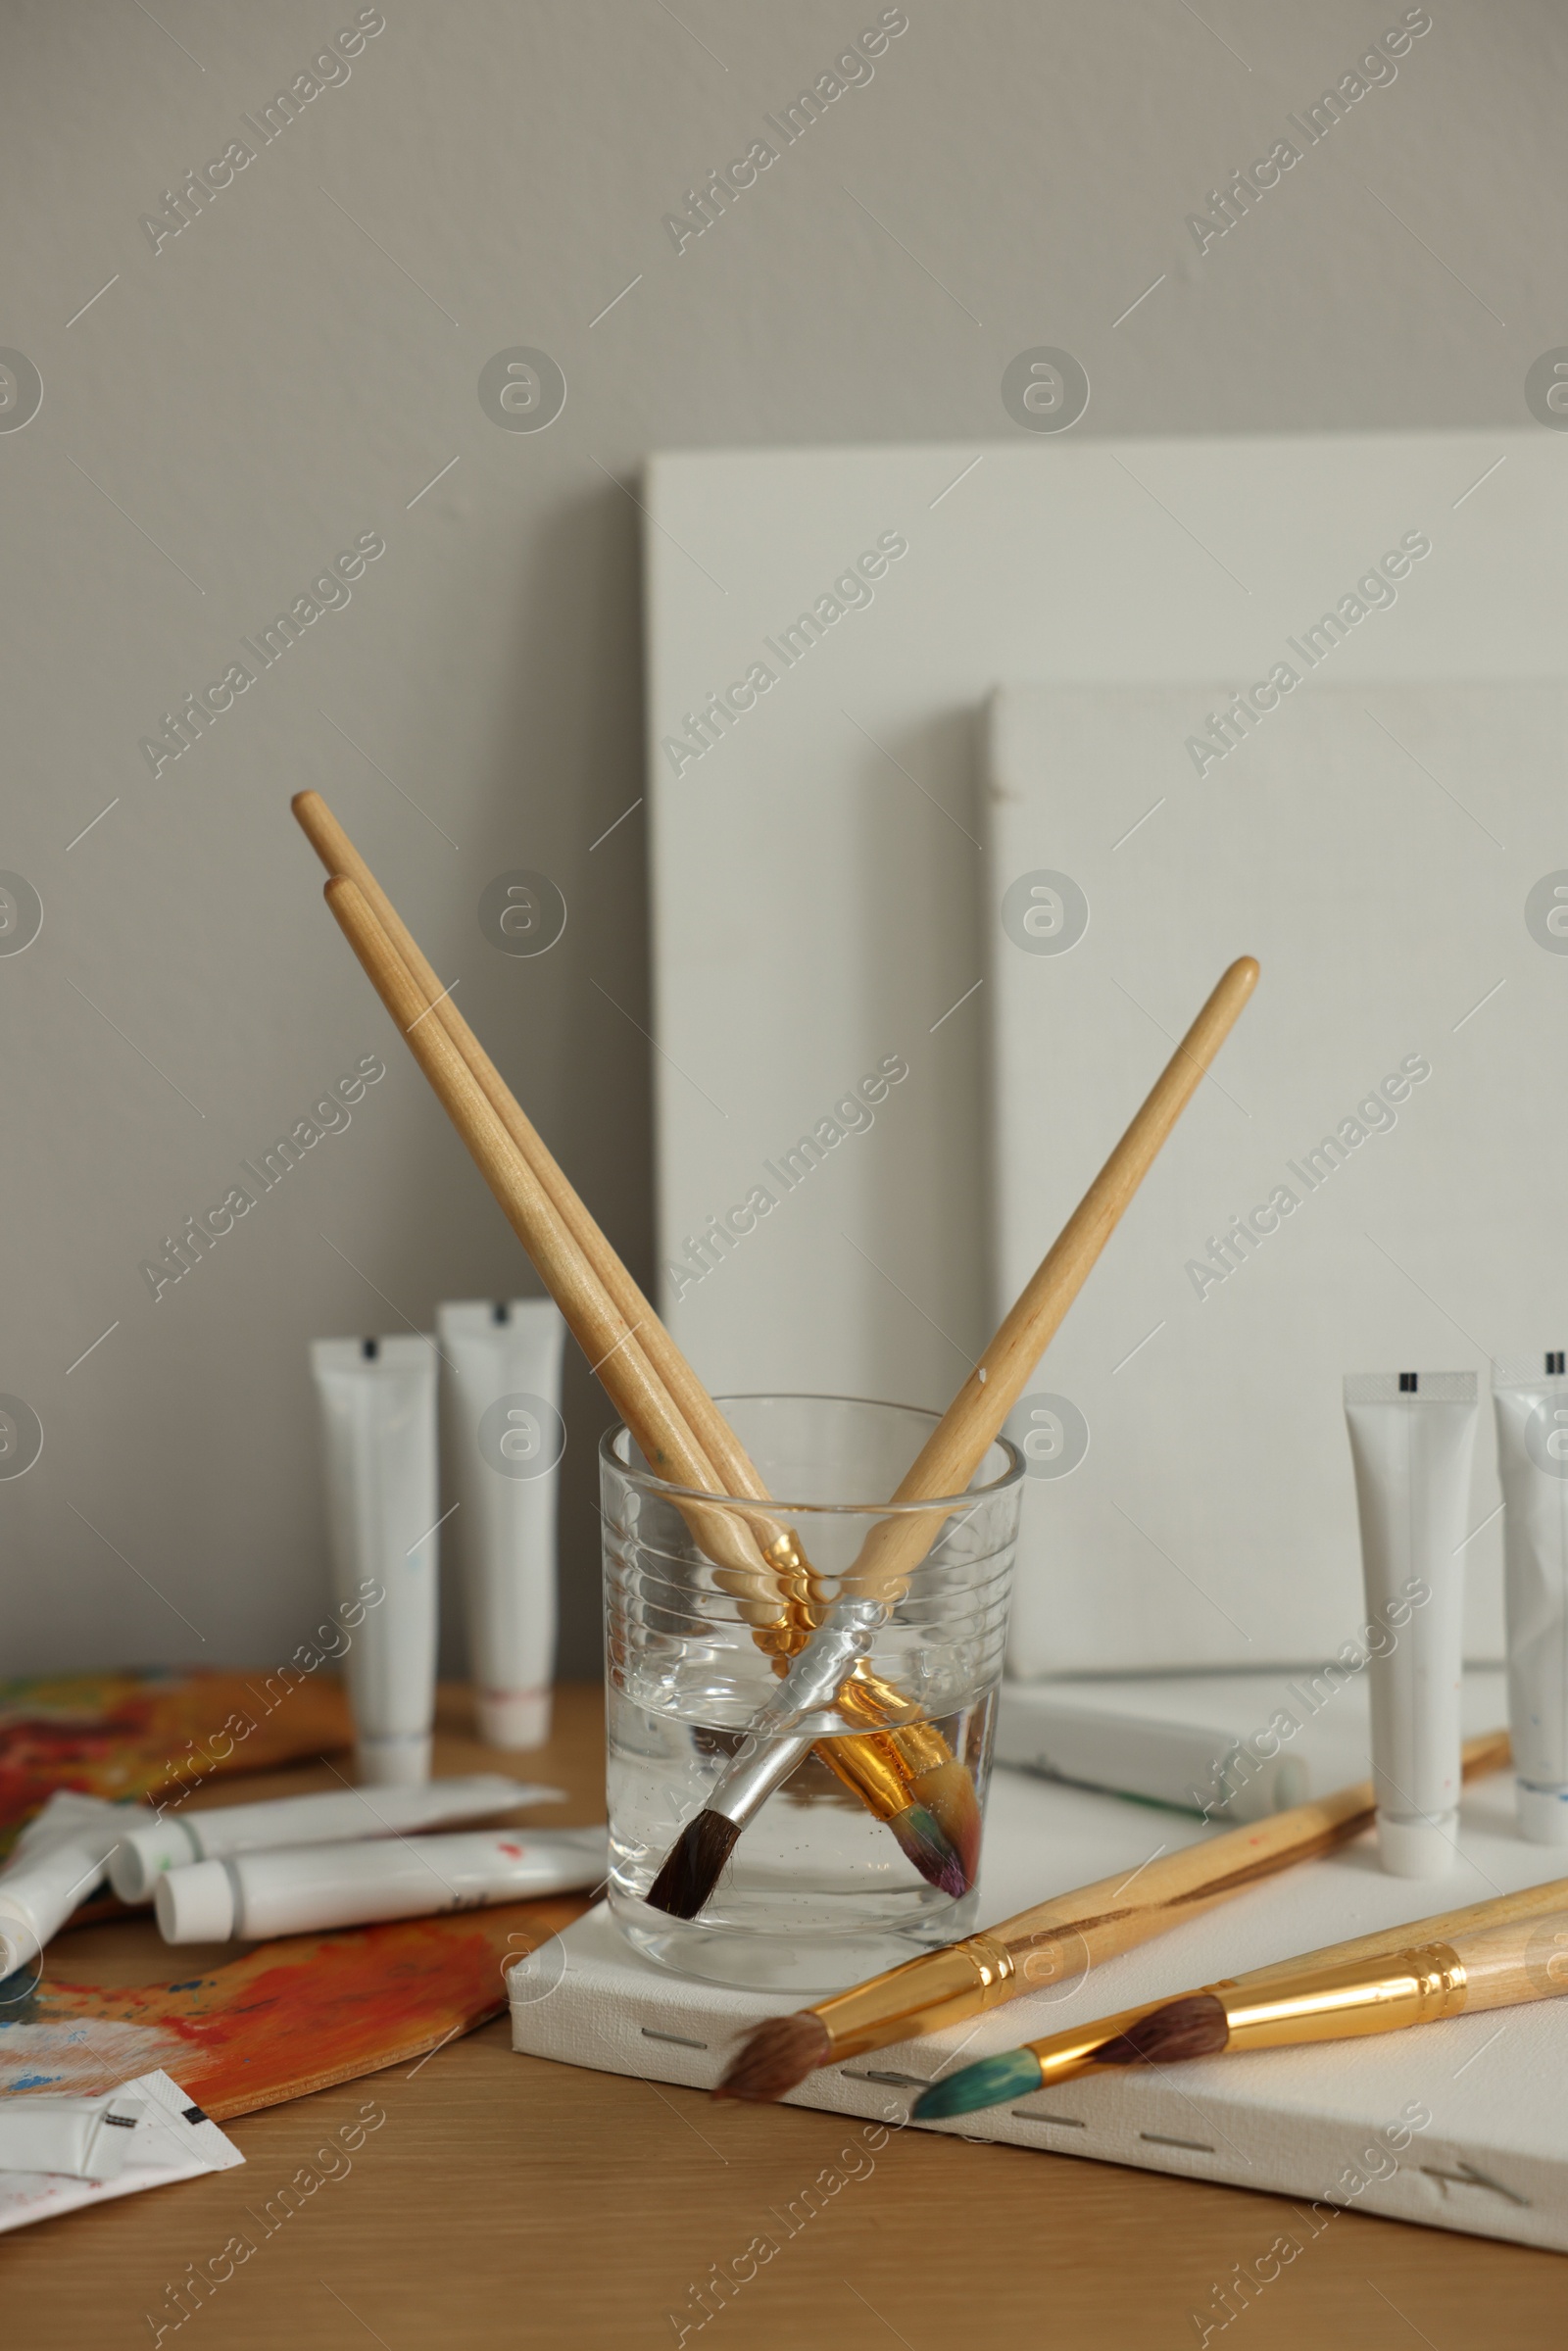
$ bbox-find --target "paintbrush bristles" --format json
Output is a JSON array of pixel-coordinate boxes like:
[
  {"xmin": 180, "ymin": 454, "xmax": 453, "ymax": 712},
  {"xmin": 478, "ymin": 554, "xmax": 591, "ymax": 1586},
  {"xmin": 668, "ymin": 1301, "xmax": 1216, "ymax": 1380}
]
[
  {"xmin": 909, "ymin": 2047, "xmax": 1044, "ymax": 2119},
  {"xmin": 885, "ymin": 1804, "xmax": 969, "ymax": 1898},
  {"xmin": 910, "ymin": 1993, "xmax": 1231, "ymax": 2120},
  {"xmin": 715, "ymin": 2011, "xmax": 833, "ymax": 2102},
  {"xmin": 649, "ymin": 1795, "xmax": 967, "ymax": 1921},
  {"xmin": 909, "ymin": 1760, "xmax": 981, "ymax": 1888},
  {"xmin": 646, "ymin": 1810, "xmax": 743, "ymax": 1919},
  {"xmin": 1092, "ymin": 1992, "xmax": 1229, "ymax": 2067}
]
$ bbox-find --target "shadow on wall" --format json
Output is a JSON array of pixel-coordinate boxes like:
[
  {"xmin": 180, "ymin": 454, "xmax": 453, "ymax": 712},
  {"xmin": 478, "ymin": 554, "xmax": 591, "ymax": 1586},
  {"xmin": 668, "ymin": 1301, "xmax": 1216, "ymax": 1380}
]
[{"xmin": 433, "ymin": 471, "xmax": 651, "ymax": 1684}]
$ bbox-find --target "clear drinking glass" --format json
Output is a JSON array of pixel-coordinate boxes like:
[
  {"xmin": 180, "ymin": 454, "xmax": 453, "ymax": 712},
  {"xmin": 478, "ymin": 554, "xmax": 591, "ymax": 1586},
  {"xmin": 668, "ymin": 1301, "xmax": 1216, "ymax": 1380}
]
[{"xmin": 602, "ymin": 1394, "xmax": 1022, "ymax": 1992}]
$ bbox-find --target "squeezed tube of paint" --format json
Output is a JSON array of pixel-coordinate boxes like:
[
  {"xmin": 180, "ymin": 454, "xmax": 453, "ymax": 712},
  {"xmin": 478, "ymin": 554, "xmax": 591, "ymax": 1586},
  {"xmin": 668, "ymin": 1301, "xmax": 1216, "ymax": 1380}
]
[
  {"xmin": 311, "ymin": 1335, "xmax": 440, "ymax": 1787},
  {"xmin": 0, "ymin": 2086, "xmax": 159, "ymax": 2181},
  {"xmin": 108, "ymin": 1773, "xmax": 564, "ymax": 1902},
  {"xmin": 155, "ymin": 1825, "xmax": 606, "ymax": 1942},
  {"xmin": 0, "ymin": 1792, "xmax": 152, "ymax": 1980},
  {"xmin": 1494, "ymin": 1352, "xmax": 1568, "ymax": 1843},
  {"xmin": 1344, "ymin": 1371, "xmax": 1478, "ymax": 1876},
  {"xmin": 437, "ymin": 1298, "xmax": 566, "ymax": 1748}
]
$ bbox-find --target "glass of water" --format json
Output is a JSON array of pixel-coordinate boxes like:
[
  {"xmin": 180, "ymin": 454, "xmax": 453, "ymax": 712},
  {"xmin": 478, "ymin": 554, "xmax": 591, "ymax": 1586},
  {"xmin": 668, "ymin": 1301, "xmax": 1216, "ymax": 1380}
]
[{"xmin": 602, "ymin": 1394, "xmax": 1022, "ymax": 1993}]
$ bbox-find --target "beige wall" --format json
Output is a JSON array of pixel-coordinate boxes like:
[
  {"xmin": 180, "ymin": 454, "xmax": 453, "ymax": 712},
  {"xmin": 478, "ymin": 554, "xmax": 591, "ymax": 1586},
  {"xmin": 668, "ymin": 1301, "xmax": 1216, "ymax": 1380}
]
[{"xmin": 0, "ymin": 0, "xmax": 1555, "ymax": 1678}]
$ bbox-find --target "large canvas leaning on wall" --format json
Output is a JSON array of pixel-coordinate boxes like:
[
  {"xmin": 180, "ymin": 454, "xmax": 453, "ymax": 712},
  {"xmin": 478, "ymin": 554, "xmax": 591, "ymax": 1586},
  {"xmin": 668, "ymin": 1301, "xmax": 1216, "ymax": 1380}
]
[{"xmin": 642, "ymin": 432, "xmax": 1566, "ymax": 1670}]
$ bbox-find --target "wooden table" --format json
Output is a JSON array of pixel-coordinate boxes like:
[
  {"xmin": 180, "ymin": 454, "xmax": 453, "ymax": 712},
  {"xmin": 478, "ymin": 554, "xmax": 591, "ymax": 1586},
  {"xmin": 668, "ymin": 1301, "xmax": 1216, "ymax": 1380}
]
[{"xmin": 9, "ymin": 1686, "xmax": 1568, "ymax": 2348}]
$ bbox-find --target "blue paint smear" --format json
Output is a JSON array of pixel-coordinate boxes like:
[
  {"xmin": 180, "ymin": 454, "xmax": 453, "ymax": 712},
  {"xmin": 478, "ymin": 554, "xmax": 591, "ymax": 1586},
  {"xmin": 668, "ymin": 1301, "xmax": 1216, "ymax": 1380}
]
[
  {"xmin": 6, "ymin": 2074, "xmax": 62, "ymax": 2091},
  {"xmin": 0, "ymin": 1970, "xmax": 44, "ymax": 2023}
]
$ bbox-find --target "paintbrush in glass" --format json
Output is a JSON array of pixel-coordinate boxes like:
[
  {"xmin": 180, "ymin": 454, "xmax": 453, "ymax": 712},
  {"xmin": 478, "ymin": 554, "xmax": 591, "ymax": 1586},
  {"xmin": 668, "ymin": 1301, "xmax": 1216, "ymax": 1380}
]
[
  {"xmin": 298, "ymin": 806, "xmax": 974, "ymax": 1890},
  {"xmin": 651, "ymin": 956, "xmax": 1260, "ymax": 1919}
]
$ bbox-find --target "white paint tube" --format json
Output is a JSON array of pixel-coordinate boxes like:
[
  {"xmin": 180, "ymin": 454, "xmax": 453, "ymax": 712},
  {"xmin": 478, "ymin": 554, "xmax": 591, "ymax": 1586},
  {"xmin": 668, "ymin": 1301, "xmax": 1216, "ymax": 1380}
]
[
  {"xmin": 311, "ymin": 1335, "xmax": 440, "ymax": 1787},
  {"xmin": 437, "ymin": 1298, "xmax": 566, "ymax": 1749},
  {"xmin": 0, "ymin": 2085, "xmax": 161, "ymax": 2181},
  {"xmin": 1494, "ymin": 1353, "xmax": 1568, "ymax": 1842},
  {"xmin": 155, "ymin": 1825, "xmax": 606, "ymax": 1942},
  {"xmin": 0, "ymin": 1791, "xmax": 152, "ymax": 1980},
  {"xmin": 1344, "ymin": 1371, "xmax": 1478, "ymax": 1876},
  {"xmin": 108, "ymin": 1774, "xmax": 564, "ymax": 1902}
]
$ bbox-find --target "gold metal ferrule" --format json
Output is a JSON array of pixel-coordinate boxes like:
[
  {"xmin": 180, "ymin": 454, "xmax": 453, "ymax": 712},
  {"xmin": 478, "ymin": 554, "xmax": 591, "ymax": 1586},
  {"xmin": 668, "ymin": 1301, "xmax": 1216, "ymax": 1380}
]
[
  {"xmin": 751, "ymin": 1536, "xmax": 811, "ymax": 1659},
  {"xmin": 758, "ymin": 1530, "xmax": 820, "ymax": 1632},
  {"xmin": 756, "ymin": 1532, "xmax": 962, "ymax": 1792},
  {"xmin": 1217, "ymin": 1940, "xmax": 1467, "ymax": 2049},
  {"xmin": 752, "ymin": 1533, "xmax": 955, "ymax": 1815},
  {"xmin": 761, "ymin": 1523, "xmax": 968, "ymax": 1777},
  {"xmin": 820, "ymin": 1932, "xmax": 1018, "ymax": 2060},
  {"xmin": 1031, "ymin": 2003, "xmax": 1162, "ymax": 2085},
  {"xmin": 811, "ymin": 1729, "xmax": 916, "ymax": 1822},
  {"xmin": 836, "ymin": 1671, "xmax": 956, "ymax": 1778}
]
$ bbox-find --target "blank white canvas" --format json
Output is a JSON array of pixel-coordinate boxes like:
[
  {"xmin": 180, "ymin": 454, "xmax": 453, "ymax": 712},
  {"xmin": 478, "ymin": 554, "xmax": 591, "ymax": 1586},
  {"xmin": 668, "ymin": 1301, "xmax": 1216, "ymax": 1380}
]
[
  {"xmin": 988, "ymin": 680, "xmax": 1568, "ymax": 1673},
  {"xmin": 643, "ymin": 433, "xmax": 1566, "ymax": 1668}
]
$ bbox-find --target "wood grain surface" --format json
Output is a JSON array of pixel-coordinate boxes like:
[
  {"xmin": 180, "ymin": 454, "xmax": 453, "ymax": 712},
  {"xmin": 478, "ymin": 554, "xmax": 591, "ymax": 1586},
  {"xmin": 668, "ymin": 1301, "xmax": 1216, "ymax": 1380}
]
[{"xmin": 7, "ymin": 1686, "xmax": 1567, "ymax": 2350}]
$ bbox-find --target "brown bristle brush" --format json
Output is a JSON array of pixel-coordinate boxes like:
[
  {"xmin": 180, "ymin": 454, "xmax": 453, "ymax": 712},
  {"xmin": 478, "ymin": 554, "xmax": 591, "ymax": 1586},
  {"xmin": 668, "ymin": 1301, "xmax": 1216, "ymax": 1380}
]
[
  {"xmin": 713, "ymin": 1730, "xmax": 1517, "ymax": 2101},
  {"xmin": 1092, "ymin": 1993, "xmax": 1228, "ymax": 2067}
]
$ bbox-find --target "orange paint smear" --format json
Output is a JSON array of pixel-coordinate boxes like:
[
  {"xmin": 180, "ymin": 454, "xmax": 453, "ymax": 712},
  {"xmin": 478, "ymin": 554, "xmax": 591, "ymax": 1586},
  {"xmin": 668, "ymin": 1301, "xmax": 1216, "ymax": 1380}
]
[
  {"xmin": 0, "ymin": 1669, "xmax": 353, "ymax": 1853},
  {"xmin": 0, "ymin": 1899, "xmax": 589, "ymax": 2119}
]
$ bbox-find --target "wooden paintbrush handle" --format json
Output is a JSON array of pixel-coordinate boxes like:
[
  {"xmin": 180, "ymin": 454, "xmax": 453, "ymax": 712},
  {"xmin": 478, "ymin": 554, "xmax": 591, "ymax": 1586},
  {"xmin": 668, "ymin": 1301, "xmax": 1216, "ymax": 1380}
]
[
  {"xmin": 996, "ymin": 1757, "xmax": 1377, "ymax": 1965},
  {"xmin": 322, "ymin": 876, "xmax": 783, "ymax": 1619},
  {"xmin": 1206, "ymin": 1900, "xmax": 1568, "ymax": 2053},
  {"xmin": 302, "ymin": 805, "xmax": 974, "ymax": 1821},
  {"xmin": 1448, "ymin": 1905, "xmax": 1568, "ymax": 2012},
  {"xmin": 994, "ymin": 1729, "xmax": 1511, "ymax": 1968},
  {"xmin": 845, "ymin": 956, "xmax": 1259, "ymax": 1603},
  {"xmin": 1006, "ymin": 1899, "xmax": 1568, "ymax": 2082},
  {"xmin": 294, "ymin": 792, "xmax": 796, "ymax": 1568},
  {"xmin": 1242, "ymin": 1876, "xmax": 1568, "ymax": 1988}
]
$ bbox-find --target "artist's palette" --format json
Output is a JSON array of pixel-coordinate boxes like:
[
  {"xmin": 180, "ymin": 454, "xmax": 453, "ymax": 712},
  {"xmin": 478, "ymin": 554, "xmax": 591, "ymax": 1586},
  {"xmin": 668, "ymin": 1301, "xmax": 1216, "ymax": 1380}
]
[{"xmin": 0, "ymin": 1899, "xmax": 588, "ymax": 2119}]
